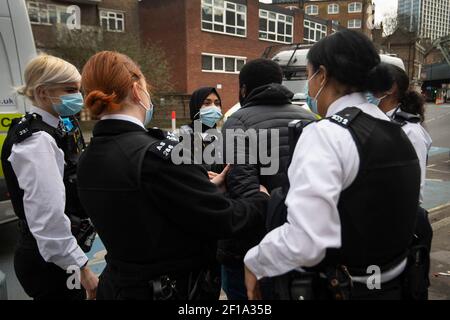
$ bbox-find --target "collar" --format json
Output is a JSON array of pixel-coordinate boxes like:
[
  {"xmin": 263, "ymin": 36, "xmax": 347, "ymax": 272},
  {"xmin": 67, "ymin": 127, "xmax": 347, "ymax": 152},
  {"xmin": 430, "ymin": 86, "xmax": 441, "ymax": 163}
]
[
  {"xmin": 101, "ymin": 114, "xmax": 145, "ymax": 129},
  {"xmin": 29, "ymin": 106, "xmax": 60, "ymax": 128},
  {"xmin": 326, "ymin": 92, "xmax": 391, "ymax": 121}
]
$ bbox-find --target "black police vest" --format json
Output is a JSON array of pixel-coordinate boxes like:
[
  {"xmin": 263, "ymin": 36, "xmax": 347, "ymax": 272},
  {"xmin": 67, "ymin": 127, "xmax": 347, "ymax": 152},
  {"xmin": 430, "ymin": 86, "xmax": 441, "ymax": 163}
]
[
  {"xmin": 314, "ymin": 107, "xmax": 421, "ymax": 275},
  {"xmin": 1, "ymin": 113, "xmax": 87, "ymax": 222},
  {"xmin": 76, "ymin": 126, "xmax": 183, "ymax": 269}
]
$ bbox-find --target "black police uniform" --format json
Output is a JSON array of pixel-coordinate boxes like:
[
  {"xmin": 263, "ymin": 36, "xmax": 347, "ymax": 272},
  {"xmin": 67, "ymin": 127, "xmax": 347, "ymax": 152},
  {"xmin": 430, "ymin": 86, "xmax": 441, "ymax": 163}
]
[
  {"xmin": 270, "ymin": 107, "xmax": 421, "ymax": 300},
  {"xmin": 1, "ymin": 113, "xmax": 95, "ymax": 300},
  {"xmin": 76, "ymin": 119, "xmax": 269, "ymax": 300}
]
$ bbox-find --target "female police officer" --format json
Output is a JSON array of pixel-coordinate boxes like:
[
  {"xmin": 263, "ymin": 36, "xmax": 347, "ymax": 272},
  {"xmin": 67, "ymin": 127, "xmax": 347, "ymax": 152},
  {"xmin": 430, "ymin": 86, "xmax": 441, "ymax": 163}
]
[
  {"xmin": 78, "ymin": 51, "xmax": 269, "ymax": 300},
  {"xmin": 1, "ymin": 55, "xmax": 98, "ymax": 300},
  {"xmin": 244, "ymin": 29, "xmax": 422, "ymax": 300},
  {"xmin": 368, "ymin": 64, "xmax": 433, "ymax": 299}
]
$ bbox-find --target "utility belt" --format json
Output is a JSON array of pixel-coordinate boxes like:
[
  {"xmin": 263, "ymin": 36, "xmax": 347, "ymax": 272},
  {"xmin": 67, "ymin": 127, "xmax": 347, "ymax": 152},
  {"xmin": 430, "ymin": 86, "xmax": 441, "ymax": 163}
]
[
  {"xmin": 274, "ymin": 244, "xmax": 430, "ymax": 301},
  {"xmin": 106, "ymin": 257, "xmax": 218, "ymax": 300},
  {"xmin": 18, "ymin": 215, "xmax": 96, "ymax": 253}
]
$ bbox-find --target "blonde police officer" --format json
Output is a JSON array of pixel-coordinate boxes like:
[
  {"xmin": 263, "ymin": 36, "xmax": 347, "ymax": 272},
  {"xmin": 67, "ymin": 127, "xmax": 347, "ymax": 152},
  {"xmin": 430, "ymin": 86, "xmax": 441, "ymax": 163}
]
[{"xmin": 1, "ymin": 55, "xmax": 98, "ymax": 300}]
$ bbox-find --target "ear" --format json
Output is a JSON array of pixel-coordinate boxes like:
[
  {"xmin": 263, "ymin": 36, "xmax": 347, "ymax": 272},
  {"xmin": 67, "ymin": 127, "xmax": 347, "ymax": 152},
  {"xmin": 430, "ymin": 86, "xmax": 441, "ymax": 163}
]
[
  {"xmin": 319, "ymin": 66, "xmax": 328, "ymax": 84},
  {"xmin": 131, "ymin": 82, "xmax": 141, "ymax": 103},
  {"xmin": 35, "ymin": 86, "xmax": 49, "ymax": 103},
  {"xmin": 240, "ymin": 84, "xmax": 247, "ymax": 98},
  {"xmin": 388, "ymin": 83, "xmax": 398, "ymax": 97}
]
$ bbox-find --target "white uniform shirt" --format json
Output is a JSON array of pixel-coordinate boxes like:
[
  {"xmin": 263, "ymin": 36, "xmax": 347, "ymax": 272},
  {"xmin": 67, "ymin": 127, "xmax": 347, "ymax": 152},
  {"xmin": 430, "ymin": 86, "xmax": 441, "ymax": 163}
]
[
  {"xmin": 244, "ymin": 93, "xmax": 407, "ymax": 283},
  {"xmin": 387, "ymin": 109, "xmax": 432, "ymax": 204},
  {"xmin": 8, "ymin": 107, "xmax": 88, "ymax": 270}
]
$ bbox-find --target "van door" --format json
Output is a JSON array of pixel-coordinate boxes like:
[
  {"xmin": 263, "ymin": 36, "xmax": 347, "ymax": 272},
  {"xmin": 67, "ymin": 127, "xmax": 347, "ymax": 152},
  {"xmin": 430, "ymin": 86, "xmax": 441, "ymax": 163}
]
[{"xmin": 0, "ymin": 0, "xmax": 35, "ymax": 223}]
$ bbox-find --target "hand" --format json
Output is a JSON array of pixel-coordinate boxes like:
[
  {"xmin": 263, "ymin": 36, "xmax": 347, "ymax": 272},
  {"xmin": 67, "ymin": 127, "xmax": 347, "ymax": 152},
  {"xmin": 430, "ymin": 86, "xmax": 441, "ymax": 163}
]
[
  {"xmin": 245, "ymin": 265, "xmax": 262, "ymax": 300},
  {"xmin": 211, "ymin": 165, "xmax": 230, "ymax": 192},
  {"xmin": 259, "ymin": 185, "xmax": 269, "ymax": 196},
  {"xmin": 80, "ymin": 266, "xmax": 99, "ymax": 300},
  {"xmin": 208, "ymin": 171, "xmax": 219, "ymax": 180}
]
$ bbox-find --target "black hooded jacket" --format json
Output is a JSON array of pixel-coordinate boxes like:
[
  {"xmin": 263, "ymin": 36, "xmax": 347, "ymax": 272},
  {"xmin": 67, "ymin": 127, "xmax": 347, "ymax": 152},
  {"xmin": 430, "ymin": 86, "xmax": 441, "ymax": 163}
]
[{"xmin": 218, "ymin": 83, "xmax": 317, "ymax": 264}]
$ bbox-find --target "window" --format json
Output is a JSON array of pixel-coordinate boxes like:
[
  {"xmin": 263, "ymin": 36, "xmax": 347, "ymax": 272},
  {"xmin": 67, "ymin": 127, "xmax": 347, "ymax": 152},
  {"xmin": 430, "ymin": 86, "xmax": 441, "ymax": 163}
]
[
  {"xmin": 100, "ymin": 10, "xmax": 125, "ymax": 32},
  {"xmin": 201, "ymin": 0, "xmax": 246, "ymax": 37},
  {"xmin": 303, "ymin": 20, "xmax": 327, "ymax": 44},
  {"xmin": 348, "ymin": 19, "xmax": 362, "ymax": 29},
  {"xmin": 348, "ymin": 2, "xmax": 362, "ymax": 13},
  {"xmin": 305, "ymin": 5, "xmax": 319, "ymax": 15},
  {"xmin": 259, "ymin": 10, "xmax": 293, "ymax": 44},
  {"xmin": 328, "ymin": 4, "xmax": 339, "ymax": 14},
  {"xmin": 201, "ymin": 53, "xmax": 246, "ymax": 73},
  {"xmin": 27, "ymin": 1, "xmax": 72, "ymax": 26}
]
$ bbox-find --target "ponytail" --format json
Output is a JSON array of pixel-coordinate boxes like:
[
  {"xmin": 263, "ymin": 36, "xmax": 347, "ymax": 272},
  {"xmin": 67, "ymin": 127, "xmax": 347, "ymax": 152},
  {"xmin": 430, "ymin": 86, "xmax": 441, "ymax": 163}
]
[{"xmin": 400, "ymin": 91, "xmax": 426, "ymax": 122}]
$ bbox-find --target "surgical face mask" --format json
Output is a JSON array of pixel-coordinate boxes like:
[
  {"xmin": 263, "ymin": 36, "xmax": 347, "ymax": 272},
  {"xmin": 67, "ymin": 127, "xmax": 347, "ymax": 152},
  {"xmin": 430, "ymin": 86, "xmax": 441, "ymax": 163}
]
[
  {"xmin": 199, "ymin": 105, "xmax": 222, "ymax": 128},
  {"xmin": 305, "ymin": 70, "xmax": 326, "ymax": 114},
  {"xmin": 138, "ymin": 86, "xmax": 154, "ymax": 126},
  {"xmin": 304, "ymin": 82, "xmax": 317, "ymax": 114},
  {"xmin": 366, "ymin": 92, "xmax": 388, "ymax": 107},
  {"xmin": 49, "ymin": 92, "xmax": 84, "ymax": 117}
]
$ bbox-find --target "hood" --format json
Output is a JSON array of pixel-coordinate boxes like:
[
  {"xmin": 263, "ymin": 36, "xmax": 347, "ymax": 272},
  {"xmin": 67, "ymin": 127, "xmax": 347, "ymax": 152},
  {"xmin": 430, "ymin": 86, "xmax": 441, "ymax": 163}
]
[{"xmin": 242, "ymin": 83, "xmax": 294, "ymax": 108}]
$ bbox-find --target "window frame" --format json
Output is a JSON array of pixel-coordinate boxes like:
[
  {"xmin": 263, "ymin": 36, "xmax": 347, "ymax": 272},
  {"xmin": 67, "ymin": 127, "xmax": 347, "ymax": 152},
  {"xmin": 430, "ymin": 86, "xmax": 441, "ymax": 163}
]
[
  {"xmin": 303, "ymin": 19, "xmax": 327, "ymax": 44},
  {"xmin": 347, "ymin": 19, "xmax": 362, "ymax": 29},
  {"xmin": 305, "ymin": 5, "xmax": 319, "ymax": 15},
  {"xmin": 348, "ymin": 2, "xmax": 363, "ymax": 13},
  {"xmin": 201, "ymin": 53, "xmax": 247, "ymax": 74},
  {"xmin": 327, "ymin": 4, "xmax": 339, "ymax": 14},
  {"xmin": 27, "ymin": 1, "xmax": 72, "ymax": 26},
  {"xmin": 258, "ymin": 9, "xmax": 294, "ymax": 44},
  {"xmin": 99, "ymin": 9, "xmax": 125, "ymax": 33},
  {"xmin": 201, "ymin": 0, "xmax": 247, "ymax": 38}
]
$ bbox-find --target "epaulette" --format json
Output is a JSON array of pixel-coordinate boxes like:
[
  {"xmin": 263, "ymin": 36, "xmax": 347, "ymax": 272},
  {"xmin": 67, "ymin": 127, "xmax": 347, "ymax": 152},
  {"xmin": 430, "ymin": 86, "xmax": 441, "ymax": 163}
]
[
  {"xmin": 391, "ymin": 111, "xmax": 421, "ymax": 126},
  {"xmin": 13, "ymin": 113, "xmax": 42, "ymax": 143},
  {"xmin": 147, "ymin": 128, "xmax": 180, "ymax": 161},
  {"xmin": 329, "ymin": 107, "xmax": 362, "ymax": 128}
]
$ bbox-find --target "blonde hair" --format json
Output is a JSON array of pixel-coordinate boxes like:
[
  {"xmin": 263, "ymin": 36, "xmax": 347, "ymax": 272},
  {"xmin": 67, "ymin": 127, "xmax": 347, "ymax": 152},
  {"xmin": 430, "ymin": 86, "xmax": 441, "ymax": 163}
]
[{"xmin": 17, "ymin": 54, "xmax": 81, "ymax": 103}]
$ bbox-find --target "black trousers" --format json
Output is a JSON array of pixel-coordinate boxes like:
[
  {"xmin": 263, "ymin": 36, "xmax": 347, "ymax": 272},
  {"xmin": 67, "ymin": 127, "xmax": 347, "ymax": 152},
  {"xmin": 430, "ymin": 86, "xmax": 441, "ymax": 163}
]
[
  {"xmin": 97, "ymin": 264, "xmax": 220, "ymax": 301},
  {"xmin": 14, "ymin": 235, "xmax": 85, "ymax": 301}
]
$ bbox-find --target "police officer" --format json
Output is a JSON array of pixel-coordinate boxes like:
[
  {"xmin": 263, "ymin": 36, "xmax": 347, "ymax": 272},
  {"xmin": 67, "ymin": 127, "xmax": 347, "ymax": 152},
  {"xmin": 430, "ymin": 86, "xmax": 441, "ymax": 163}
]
[
  {"xmin": 244, "ymin": 29, "xmax": 421, "ymax": 300},
  {"xmin": 1, "ymin": 55, "xmax": 98, "ymax": 300},
  {"xmin": 78, "ymin": 51, "xmax": 269, "ymax": 300},
  {"xmin": 368, "ymin": 63, "xmax": 433, "ymax": 299}
]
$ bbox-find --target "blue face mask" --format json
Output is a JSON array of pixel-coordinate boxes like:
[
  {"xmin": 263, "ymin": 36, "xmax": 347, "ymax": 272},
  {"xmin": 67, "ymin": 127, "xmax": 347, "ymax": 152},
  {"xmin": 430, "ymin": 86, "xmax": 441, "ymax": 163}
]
[
  {"xmin": 305, "ymin": 70, "xmax": 325, "ymax": 115},
  {"xmin": 366, "ymin": 92, "xmax": 387, "ymax": 107},
  {"xmin": 305, "ymin": 82, "xmax": 318, "ymax": 114},
  {"xmin": 199, "ymin": 105, "xmax": 222, "ymax": 128},
  {"xmin": 138, "ymin": 87, "xmax": 154, "ymax": 127},
  {"xmin": 50, "ymin": 92, "xmax": 84, "ymax": 117}
]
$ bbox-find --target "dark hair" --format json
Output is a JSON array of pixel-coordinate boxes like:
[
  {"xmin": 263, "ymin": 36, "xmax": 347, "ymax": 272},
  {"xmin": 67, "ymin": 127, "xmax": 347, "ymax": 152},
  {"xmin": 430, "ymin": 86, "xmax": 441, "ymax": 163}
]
[
  {"xmin": 307, "ymin": 29, "xmax": 393, "ymax": 93},
  {"xmin": 189, "ymin": 87, "xmax": 221, "ymax": 121},
  {"xmin": 385, "ymin": 64, "xmax": 425, "ymax": 122},
  {"xmin": 239, "ymin": 58, "xmax": 283, "ymax": 95}
]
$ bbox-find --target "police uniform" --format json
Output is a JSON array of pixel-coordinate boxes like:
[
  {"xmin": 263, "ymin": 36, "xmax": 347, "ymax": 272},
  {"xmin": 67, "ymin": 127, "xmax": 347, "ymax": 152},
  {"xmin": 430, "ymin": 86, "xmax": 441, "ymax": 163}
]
[
  {"xmin": 389, "ymin": 107, "xmax": 433, "ymax": 299},
  {"xmin": 244, "ymin": 93, "xmax": 421, "ymax": 300},
  {"xmin": 0, "ymin": 107, "xmax": 91, "ymax": 300},
  {"xmin": 76, "ymin": 115, "xmax": 268, "ymax": 300},
  {"xmin": 388, "ymin": 108, "xmax": 432, "ymax": 203}
]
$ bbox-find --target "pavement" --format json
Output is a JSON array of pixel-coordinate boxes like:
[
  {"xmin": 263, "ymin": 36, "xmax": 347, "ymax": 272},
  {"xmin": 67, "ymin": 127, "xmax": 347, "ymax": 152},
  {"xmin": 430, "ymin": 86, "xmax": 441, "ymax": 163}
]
[{"xmin": 0, "ymin": 103, "xmax": 449, "ymax": 300}]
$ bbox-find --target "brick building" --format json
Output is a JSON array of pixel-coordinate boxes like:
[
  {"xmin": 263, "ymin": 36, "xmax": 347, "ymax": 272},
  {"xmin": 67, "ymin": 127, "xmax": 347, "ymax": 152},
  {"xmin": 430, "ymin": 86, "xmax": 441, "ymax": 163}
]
[
  {"xmin": 271, "ymin": 0, "xmax": 374, "ymax": 38},
  {"xmin": 25, "ymin": 0, "xmax": 140, "ymax": 52},
  {"xmin": 373, "ymin": 27, "xmax": 426, "ymax": 89},
  {"xmin": 139, "ymin": 0, "xmax": 334, "ymax": 113}
]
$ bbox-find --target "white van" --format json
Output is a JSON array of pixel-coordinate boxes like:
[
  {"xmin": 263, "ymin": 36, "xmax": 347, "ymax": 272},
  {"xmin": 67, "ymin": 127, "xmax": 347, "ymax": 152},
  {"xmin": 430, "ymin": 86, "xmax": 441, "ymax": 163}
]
[
  {"xmin": 272, "ymin": 47, "xmax": 406, "ymax": 109},
  {"xmin": 0, "ymin": 0, "xmax": 36, "ymax": 224}
]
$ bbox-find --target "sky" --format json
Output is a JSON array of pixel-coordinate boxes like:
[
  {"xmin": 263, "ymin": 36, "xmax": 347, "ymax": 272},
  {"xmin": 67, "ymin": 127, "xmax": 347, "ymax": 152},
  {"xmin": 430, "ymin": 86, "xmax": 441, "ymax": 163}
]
[{"xmin": 259, "ymin": 0, "xmax": 399, "ymax": 24}]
